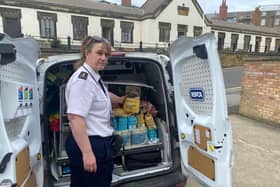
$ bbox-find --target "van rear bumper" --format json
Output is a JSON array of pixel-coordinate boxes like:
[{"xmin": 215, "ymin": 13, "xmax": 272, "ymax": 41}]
[{"xmin": 114, "ymin": 169, "xmax": 186, "ymax": 187}]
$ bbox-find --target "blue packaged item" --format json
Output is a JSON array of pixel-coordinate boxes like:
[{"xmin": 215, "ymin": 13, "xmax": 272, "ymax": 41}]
[
  {"xmin": 112, "ymin": 117, "xmax": 118, "ymax": 131},
  {"xmin": 131, "ymin": 128, "xmax": 148, "ymax": 145},
  {"xmin": 119, "ymin": 130, "xmax": 131, "ymax": 147},
  {"xmin": 148, "ymin": 128, "xmax": 158, "ymax": 142},
  {"xmin": 127, "ymin": 115, "xmax": 137, "ymax": 129},
  {"xmin": 118, "ymin": 116, "xmax": 128, "ymax": 131}
]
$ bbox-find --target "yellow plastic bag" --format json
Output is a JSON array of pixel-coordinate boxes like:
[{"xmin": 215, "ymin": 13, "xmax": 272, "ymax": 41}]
[
  {"xmin": 136, "ymin": 113, "xmax": 145, "ymax": 128},
  {"xmin": 123, "ymin": 96, "xmax": 140, "ymax": 114},
  {"xmin": 112, "ymin": 108, "xmax": 128, "ymax": 117}
]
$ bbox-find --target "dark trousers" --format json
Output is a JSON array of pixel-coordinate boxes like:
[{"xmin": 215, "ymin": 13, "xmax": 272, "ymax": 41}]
[{"xmin": 65, "ymin": 135, "xmax": 113, "ymax": 187}]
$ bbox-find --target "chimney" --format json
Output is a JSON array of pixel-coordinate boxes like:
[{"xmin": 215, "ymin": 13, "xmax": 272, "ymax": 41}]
[
  {"xmin": 219, "ymin": 0, "xmax": 228, "ymax": 20},
  {"xmin": 252, "ymin": 7, "xmax": 261, "ymax": 26},
  {"xmin": 122, "ymin": 0, "xmax": 131, "ymax": 7}
]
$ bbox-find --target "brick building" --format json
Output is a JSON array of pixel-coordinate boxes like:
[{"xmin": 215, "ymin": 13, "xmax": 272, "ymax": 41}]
[{"xmin": 209, "ymin": 1, "xmax": 280, "ymax": 28}]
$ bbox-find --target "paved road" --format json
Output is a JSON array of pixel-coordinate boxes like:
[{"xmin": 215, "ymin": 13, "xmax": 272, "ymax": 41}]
[{"xmin": 185, "ymin": 115, "xmax": 280, "ymax": 187}]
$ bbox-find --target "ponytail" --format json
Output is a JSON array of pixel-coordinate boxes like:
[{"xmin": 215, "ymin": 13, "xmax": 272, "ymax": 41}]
[{"xmin": 74, "ymin": 36, "xmax": 111, "ymax": 70}]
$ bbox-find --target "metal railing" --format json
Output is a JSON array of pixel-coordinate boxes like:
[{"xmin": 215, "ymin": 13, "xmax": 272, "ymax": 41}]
[
  {"xmin": 218, "ymin": 42, "xmax": 280, "ymax": 54},
  {"xmin": 27, "ymin": 35, "xmax": 280, "ymax": 55}
]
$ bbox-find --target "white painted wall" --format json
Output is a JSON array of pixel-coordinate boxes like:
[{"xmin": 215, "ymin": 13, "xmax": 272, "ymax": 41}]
[
  {"xmin": 151, "ymin": 0, "xmax": 210, "ymax": 43},
  {"xmin": 271, "ymin": 38, "xmax": 276, "ymax": 52},
  {"xmin": 0, "ymin": 16, "xmax": 3, "ymax": 33},
  {"xmin": 250, "ymin": 35, "xmax": 256, "ymax": 52},
  {"xmin": 212, "ymin": 28, "xmax": 278, "ymax": 52},
  {"xmin": 237, "ymin": 34, "xmax": 244, "ymax": 50}
]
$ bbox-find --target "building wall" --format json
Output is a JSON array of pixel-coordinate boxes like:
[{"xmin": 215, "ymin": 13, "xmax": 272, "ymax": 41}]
[
  {"xmin": 240, "ymin": 60, "xmax": 280, "ymax": 125},
  {"xmin": 212, "ymin": 28, "xmax": 279, "ymax": 53},
  {"xmin": 0, "ymin": 4, "xmax": 142, "ymax": 46},
  {"xmin": 0, "ymin": 1, "xmax": 209, "ymax": 47},
  {"xmin": 154, "ymin": 0, "xmax": 210, "ymax": 40},
  {"xmin": 0, "ymin": 16, "xmax": 3, "ymax": 33},
  {"xmin": 0, "ymin": 2, "xmax": 279, "ymax": 52}
]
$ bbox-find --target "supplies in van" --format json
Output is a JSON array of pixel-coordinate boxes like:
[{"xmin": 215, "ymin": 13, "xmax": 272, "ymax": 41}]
[
  {"xmin": 136, "ymin": 113, "xmax": 145, "ymax": 128},
  {"xmin": 123, "ymin": 85, "xmax": 141, "ymax": 114},
  {"xmin": 113, "ymin": 115, "xmax": 138, "ymax": 131},
  {"xmin": 131, "ymin": 127, "xmax": 148, "ymax": 145},
  {"xmin": 145, "ymin": 113, "xmax": 157, "ymax": 129},
  {"xmin": 117, "ymin": 130, "xmax": 131, "ymax": 147},
  {"xmin": 127, "ymin": 115, "xmax": 137, "ymax": 129},
  {"xmin": 125, "ymin": 85, "xmax": 141, "ymax": 97},
  {"xmin": 118, "ymin": 116, "xmax": 128, "ymax": 131},
  {"xmin": 144, "ymin": 113, "xmax": 159, "ymax": 143},
  {"xmin": 112, "ymin": 117, "xmax": 118, "ymax": 130},
  {"xmin": 140, "ymin": 100, "xmax": 158, "ymax": 117},
  {"xmin": 112, "ymin": 108, "xmax": 127, "ymax": 117},
  {"xmin": 148, "ymin": 128, "xmax": 159, "ymax": 143},
  {"xmin": 123, "ymin": 96, "xmax": 140, "ymax": 114},
  {"xmin": 49, "ymin": 113, "xmax": 60, "ymax": 132}
]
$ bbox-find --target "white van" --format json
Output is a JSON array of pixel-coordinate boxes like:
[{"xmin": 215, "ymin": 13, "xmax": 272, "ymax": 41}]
[{"xmin": 0, "ymin": 33, "xmax": 232, "ymax": 187}]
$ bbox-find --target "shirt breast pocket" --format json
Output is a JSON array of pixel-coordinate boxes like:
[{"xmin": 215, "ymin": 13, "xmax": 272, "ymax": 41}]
[{"xmin": 93, "ymin": 96, "xmax": 107, "ymax": 110}]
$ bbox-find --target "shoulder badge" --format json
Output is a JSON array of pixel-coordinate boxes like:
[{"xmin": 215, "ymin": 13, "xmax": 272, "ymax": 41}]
[{"xmin": 78, "ymin": 71, "xmax": 88, "ymax": 80}]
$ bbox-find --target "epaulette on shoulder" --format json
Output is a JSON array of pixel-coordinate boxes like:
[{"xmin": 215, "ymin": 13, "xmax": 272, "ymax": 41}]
[{"xmin": 78, "ymin": 71, "xmax": 88, "ymax": 80}]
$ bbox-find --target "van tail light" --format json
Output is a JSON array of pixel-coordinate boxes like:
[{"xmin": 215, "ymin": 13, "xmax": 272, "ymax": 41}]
[
  {"xmin": 176, "ymin": 182, "xmax": 185, "ymax": 187},
  {"xmin": 111, "ymin": 52, "xmax": 126, "ymax": 56}
]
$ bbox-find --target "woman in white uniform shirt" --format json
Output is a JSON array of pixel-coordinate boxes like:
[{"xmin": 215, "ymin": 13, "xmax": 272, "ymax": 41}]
[{"xmin": 65, "ymin": 36, "xmax": 123, "ymax": 187}]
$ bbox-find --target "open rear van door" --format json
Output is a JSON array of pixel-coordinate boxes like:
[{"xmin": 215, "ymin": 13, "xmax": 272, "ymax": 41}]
[
  {"xmin": 170, "ymin": 33, "xmax": 232, "ymax": 187},
  {"xmin": 0, "ymin": 34, "xmax": 43, "ymax": 187}
]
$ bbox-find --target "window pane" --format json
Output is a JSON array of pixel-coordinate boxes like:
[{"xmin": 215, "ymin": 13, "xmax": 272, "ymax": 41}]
[
  {"xmin": 121, "ymin": 28, "xmax": 132, "ymax": 43},
  {"xmin": 159, "ymin": 22, "xmax": 171, "ymax": 42},
  {"xmin": 40, "ymin": 19, "xmax": 45, "ymax": 37},
  {"xmin": 50, "ymin": 20, "xmax": 55, "ymax": 37},
  {"xmin": 73, "ymin": 22, "xmax": 87, "ymax": 40},
  {"xmin": 231, "ymin": 34, "xmax": 239, "ymax": 51},
  {"xmin": 274, "ymin": 18, "xmax": 280, "ymax": 26},
  {"xmin": 193, "ymin": 26, "xmax": 202, "ymax": 37},
  {"xmin": 261, "ymin": 19, "xmax": 266, "ymax": 26},
  {"xmin": 45, "ymin": 19, "xmax": 50, "ymax": 37},
  {"xmin": 243, "ymin": 35, "xmax": 251, "ymax": 51},
  {"xmin": 38, "ymin": 12, "xmax": 57, "ymax": 38}
]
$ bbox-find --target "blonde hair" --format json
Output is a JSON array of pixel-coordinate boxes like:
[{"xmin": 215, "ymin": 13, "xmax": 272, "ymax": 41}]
[{"xmin": 74, "ymin": 36, "xmax": 112, "ymax": 69}]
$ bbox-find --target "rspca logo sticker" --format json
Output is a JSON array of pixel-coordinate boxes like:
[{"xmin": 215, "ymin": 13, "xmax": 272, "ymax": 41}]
[{"xmin": 189, "ymin": 88, "xmax": 205, "ymax": 102}]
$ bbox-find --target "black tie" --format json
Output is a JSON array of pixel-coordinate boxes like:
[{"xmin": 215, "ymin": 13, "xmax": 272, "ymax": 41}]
[{"xmin": 98, "ymin": 78, "xmax": 107, "ymax": 96}]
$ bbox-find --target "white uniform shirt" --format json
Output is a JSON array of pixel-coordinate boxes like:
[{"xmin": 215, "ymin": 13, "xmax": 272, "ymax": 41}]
[{"xmin": 65, "ymin": 63, "xmax": 113, "ymax": 137}]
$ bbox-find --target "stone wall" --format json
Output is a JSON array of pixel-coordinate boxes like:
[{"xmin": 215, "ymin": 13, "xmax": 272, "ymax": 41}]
[
  {"xmin": 240, "ymin": 59, "xmax": 280, "ymax": 125},
  {"xmin": 219, "ymin": 52, "xmax": 280, "ymax": 68}
]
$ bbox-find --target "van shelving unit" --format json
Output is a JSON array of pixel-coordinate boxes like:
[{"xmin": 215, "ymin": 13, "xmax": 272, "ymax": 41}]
[
  {"xmin": 52, "ymin": 81, "xmax": 163, "ymax": 177},
  {"xmin": 57, "ymin": 84, "xmax": 70, "ymax": 161},
  {"xmin": 117, "ymin": 142, "xmax": 162, "ymax": 156}
]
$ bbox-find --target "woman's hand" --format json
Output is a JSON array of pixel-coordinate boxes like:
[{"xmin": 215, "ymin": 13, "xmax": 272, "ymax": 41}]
[
  {"xmin": 82, "ymin": 151, "xmax": 97, "ymax": 173},
  {"xmin": 109, "ymin": 92, "xmax": 126, "ymax": 104}
]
